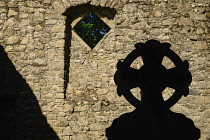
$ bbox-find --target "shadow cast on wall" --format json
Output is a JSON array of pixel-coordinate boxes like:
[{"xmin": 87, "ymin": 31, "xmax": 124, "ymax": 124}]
[
  {"xmin": 0, "ymin": 45, "xmax": 59, "ymax": 140},
  {"xmin": 106, "ymin": 40, "xmax": 200, "ymax": 140}
]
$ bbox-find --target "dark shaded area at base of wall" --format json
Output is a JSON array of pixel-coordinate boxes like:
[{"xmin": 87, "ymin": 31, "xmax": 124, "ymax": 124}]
[
  {"xmin": 0, "ymin": 45, "xmax": 59, "ymax": 140},
  {"xmin": 106, "ymin": 107, "xmax": 200, "ymax": 140}
]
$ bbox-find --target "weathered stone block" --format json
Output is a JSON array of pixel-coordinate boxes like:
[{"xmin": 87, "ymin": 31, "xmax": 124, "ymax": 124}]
[
  {"xmin": 122, "ymin": 4, "xmax": 137, "ymax": 13},
  {"xmin": 96, "ymin": 88, "xmax": 109, "ymax": 95},
  {"xmin": 153, "ymin": 9, "xmax": 162, "ymax": 17},
  {"xmin": 43, "ymin": 0, "xmax": 51, "ymax": 4},
  {"xmin": 203, "ymin": 89, "xmax": 210, "ymax": 94},
  {"xmin": 178, "ymin": 18, "xmax": 193, "ymax": 26},
  {"xmin": 162, "ymin": 19, "xmax": 176, "ymax": 26},
  {"xmin": 71, "ymin": 125, "xmax": 83, "ymax": 133},
  {"xmin": 201, "ymin": 109, "xmax": 210, "ymax": 118},
  {"xmin": 55, "ymin": 117, "xmax": 69, "ymax": 127},
  {"xmin": 55, "ymin": 32, "xmax": 65, "ymax": 39},
  {"xmin": 33, "ymin": 11, "xmax": 44, "ymax": 23},
  {"xmin": 204, "ymin": 96, "xmax": 210, "ymax": 103},
  {"xmin": 53, "ymin": 127, "xmax": 63, "ymax": 134},
  {"xmin": 54, "ymin": 93, "xmax": 65, "ymax": 99},
  {"xmin": 19, "ymin": 13, "xmax": 29, "ymax": 19},
  {"xmin": 20, "ymin": 37, "xmax": 29, "ymax": 44},
  {"xmin": 8, "ymin": 9, "xmax": 18, "ymax": 17},
  {"xmin": 4, "ymin": 27, "xmax": 14, "ymax": 36},
  {"xmin": 47, "ymin": 114, "xmax": 57, "ymax": 120},
  {"xmin": 63, "ymin": 127, "xmax": 74, "ymax": 136},
  {"xmin": 6, "ymin": 36, "xmax": 19, "ymax": 44},
  {"xmin": 14, "ymin": 45, "xmax": 26, "ymax": 52},
  {"xmin": 92, "ymin": 101, "xmax": 102, "ymax": 112},
  {"xmin": 203, "ymin": 34, "xmax": 210, "ymax": 39},
  {"xmin": 196, "ymin": 27, "xmax": 204, "ymax": 35},
  {"xmin": 206, "ymin": 12, "xmax": 210, "ymax": 19},
  {"xmin": 77, "ymin": 116, "xmax": 88, "ymax": 126},
  {"xmin": 194, "ymin": 41, "xmax": 208, "ymax": 50},
  {"xmin": 5, "ymin": 46, "xmax": 13, "ymax": 52},
  {"xmin": 194, "ymin": 96, "xmax": 205, "ymax": 104},
  {"xmin": 63, "ymin": 104, "xmax": 74, "ymax": 113},
  {"xmin": 74, "ymin": 105, "xmax": 89, "ymax": 112},
  {"xmin": 45, "ymin": 19, "xmax": 57, "ymax": 25},
  {"xmin": 195, "ymin": 0, "xmax": 210, "ymax": 3},
  {"xmin": 50, "ymin": 40, "xmax": 65, "ymax": 47},
  {"xmin": 4, "ymin": 18, "xmax": 16, "ymax": 27},
  {"xmin": 51, "ymin": 26, "xmax": 65, "ymax": 33},
  {"xmin": 89, "ymin": 123, "xmax": 103, "ymax": 131},
  {"xmin": 189, "ymin": 11, "xmax": 207, "ymax": 21},
  {"xmin": 52, "ymin": 1, "xmax": 65, "ymax": 13},
  {"xmin": 31, "ymin": 58, "xmax": 47, "ymax": 67},
  {"xmin": 35, "ymin": 25, "xmax": 43, "ymax": 31}
]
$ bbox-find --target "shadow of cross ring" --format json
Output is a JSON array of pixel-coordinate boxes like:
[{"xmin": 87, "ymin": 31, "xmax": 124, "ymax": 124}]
[{"xmin": 114, "ymin": 40, "xmax": 192, "ymax": 109}]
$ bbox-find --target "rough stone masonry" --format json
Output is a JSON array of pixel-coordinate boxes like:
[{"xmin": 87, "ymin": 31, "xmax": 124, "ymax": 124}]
[{"xmin": 0, "ymin": 0, "xmax": 210, "ymax": 139}]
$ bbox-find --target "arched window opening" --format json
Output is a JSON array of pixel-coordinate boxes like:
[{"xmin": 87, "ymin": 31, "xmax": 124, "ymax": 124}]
[{"xmin": 63, "ymin": 4, "xmax": 116, "ymax": 98}]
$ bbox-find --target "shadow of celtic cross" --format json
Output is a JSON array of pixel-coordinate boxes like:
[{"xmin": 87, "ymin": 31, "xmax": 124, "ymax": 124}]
[
  {"xmin": 106, "ymin": 40, "xmax": 200, "ymax": 140},
  {"xmin": 114, "ymin": 39, "xmax": 192, "ymax": 109}
]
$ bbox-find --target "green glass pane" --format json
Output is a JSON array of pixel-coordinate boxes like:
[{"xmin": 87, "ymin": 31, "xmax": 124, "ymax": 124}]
[{"xmin": 73, "ymin": 12, "xmax": 111, "ymax": 49}]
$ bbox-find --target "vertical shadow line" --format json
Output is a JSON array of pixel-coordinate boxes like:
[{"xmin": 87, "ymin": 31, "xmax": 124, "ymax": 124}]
[{"xmin": 64, "ymin": 16, "xmax": 72, "ymax": 98}]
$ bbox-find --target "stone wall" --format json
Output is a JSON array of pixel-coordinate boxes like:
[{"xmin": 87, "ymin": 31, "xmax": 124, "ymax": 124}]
[{"xmin": 0, "ymin": 0, "xmax": 210, "ymax": 139}]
